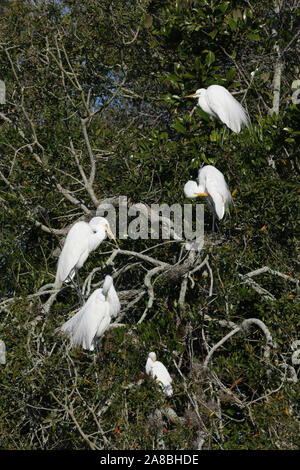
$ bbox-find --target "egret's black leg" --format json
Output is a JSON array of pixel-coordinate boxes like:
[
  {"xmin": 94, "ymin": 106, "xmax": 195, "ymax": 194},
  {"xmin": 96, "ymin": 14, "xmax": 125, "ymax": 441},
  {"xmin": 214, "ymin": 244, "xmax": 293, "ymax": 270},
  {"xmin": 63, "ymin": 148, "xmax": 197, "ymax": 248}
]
[
  {"xmin": 221, "ymin": 125, "xmax": 226, "ymax": 146},
  {"xmin": 75, "ymin": 268, "xmax": 84, "ymax": 305},
  {"xmin": 94, "ymin": 339, "xmax": 99, "ymax": 364},
  {"xmin": 94, "ymin": 337, "xmax": 104, "ymax": 364},
  {"xmin": 211, "ymin": 213, "xmax": 216, "ymax": 241}
]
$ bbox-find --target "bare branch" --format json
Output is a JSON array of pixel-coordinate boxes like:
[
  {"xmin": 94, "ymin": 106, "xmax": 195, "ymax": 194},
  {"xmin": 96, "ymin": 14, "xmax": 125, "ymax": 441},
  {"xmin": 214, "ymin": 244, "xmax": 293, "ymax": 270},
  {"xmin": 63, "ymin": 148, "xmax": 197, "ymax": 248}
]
[
  {"xmin": 203, "ymin": 317, "xmax": 275, "ymax": 368},
  {"xmin": 49, "ymin": 392, "xmax": 101, "ymax": 450}
]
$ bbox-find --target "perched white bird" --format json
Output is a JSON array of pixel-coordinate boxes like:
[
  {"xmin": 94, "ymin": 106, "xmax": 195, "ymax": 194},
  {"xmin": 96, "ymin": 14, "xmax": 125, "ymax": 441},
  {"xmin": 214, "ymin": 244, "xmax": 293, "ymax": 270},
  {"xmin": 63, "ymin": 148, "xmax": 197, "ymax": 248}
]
[
  {"xmin": 185, "ymin": 85, "xmax": 249, "ymax": 142},
  {"xmin": 55, "ymin": 217, "xmax": 116, "ymax": 288},
  {"xmin": 146, "ymin": 352, "xmax": 173, "ymax": 397},
  {"xmin": 56, "ymin": 275, "xmax": 120, "ymax": 351},
  {"xmin": 184, "ymin": 165, "xmax": 233, "ymax": 233}
]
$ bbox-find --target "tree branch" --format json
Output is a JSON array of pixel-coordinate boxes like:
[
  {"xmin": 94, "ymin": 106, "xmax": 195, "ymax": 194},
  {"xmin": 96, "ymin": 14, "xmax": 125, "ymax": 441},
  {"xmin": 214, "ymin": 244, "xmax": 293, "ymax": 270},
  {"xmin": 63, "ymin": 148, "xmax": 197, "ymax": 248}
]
[{"xmin": 203, "ymin": 317, "xmax": 275, "ymax": 368}]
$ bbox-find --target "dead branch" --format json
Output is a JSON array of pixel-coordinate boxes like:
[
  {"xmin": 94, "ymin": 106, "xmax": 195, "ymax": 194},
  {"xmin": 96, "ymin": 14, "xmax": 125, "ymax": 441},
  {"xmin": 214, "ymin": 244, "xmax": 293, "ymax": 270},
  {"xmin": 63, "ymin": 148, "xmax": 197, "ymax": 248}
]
[
  {"xmin": 242, "ymin": 266, "xmax": 298, "ymax": 285},
  {"xmin": 238, "ymin": 273, "xmax": 276, "ymax": 301},
  {"xmin": 138, "ymin": 264, "xmax": 170, "ymax": 324},
  {"xmin": 203, "ymin": 317, "xmax": 275, "ymax": 369},
  {"xmin": 49, "ymin": 391, "xmax": 101, "ymax": 450},
  {"xmin": 161, "ymin": 406, "xmax": 184, "ymax": 425},
  {"xmin": 238, "ymin": 265, "xmax": 299, "ymax": 301}
]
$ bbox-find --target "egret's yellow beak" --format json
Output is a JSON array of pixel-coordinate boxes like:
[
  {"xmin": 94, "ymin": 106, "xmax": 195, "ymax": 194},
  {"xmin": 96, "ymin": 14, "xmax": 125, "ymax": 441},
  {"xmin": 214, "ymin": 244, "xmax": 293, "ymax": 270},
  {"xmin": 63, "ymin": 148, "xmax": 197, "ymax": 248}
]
[
  {"xmin": 185, "ymin": 93, "xmax": 197, "ymax": 98},
  {"xmin": 106, "ymin": 225, "xmax": 117, "ymax": 244},
  {"xmin": 195, "ymin": 192, "xmax": 209, "ymax": 197}
]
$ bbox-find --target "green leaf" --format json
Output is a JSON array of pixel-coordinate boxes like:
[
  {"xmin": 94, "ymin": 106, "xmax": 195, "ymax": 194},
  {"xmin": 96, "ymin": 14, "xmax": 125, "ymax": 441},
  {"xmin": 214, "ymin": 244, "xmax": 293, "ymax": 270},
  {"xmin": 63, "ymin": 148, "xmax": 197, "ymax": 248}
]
[
  {"xmin": 209, "ymin": 129, "xmax": 219, "ymax": 142},
  {"xmin": 160, "ymin": 93, "xmax": 176, "ymax": 103},
  {"xmin": 173, "ymin": 119, "xmax": 186, "ymax": 134},
  {"xmin": 159, "ymin": 132, "xmax": 169, "ymax": 141},
  {"xmin": 144, "ymin": 14, "xmax": 153, "ymax": 29},
  {"xmin": 226, "ymin": 68, "xmax": 236, "ymax": 81},
  {"xmin": 261, "ymin": 72, "xmax": 270, "ymax": 83},
  {"xmin": 209, "ymin": 29, "xmax": 218, "ymax": 39},
  {"xmin": 167, "ymin": 73, "xmax": 181, "ymax": 84},
  {"xmin": 247, "ymin": 32, "xmax": 260, "ymax": 41},
  {"xmin": 227, "ymin": 18, "xmax": 237, "ymax": 32},
  {"xmin": 194, "ymin": 56, "xmax": 201, "ymax": 72},
  {"xmin": 174, "ymin": 62, "xmax": 181, "ymax": 74},
  {"xmin": 201, "ymin": 152, "xmax": 210, "ymax": 164},
  {"xmin": 218, "ymin": 2, "xmax": 229, "ymax": 14},
  {"xmin": 182, "ymin": 72, "xmax": 196, "ymax": 80},
  {"xmin": 205, "ymin": 50, "xmax": 215, "ymax": 67},
  {"xmin": 232, "ymin": 8, "xmax": 242, "ymax": 22}
]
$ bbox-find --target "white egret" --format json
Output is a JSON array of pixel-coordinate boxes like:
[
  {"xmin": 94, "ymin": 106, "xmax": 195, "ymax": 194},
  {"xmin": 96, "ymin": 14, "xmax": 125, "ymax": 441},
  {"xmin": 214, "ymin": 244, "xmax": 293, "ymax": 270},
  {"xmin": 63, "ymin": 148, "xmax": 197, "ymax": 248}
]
[
  {"xmin": 146, "ymin": 352, "xmax": 173, "ymax": 397},
  {"xmin": 56, "ymin": 275, "xmax": 120, "ymax": 351},
  {"xmin": 55, "ymin": 217, "xmax": 116, "ymax": 289},
  {"xmin": 185, "ymin": 85, "xmax": 249, "ymax": 143},
  {"xmin": 184, "ymin": 165, "xmax": 233, "ymax": 233}
]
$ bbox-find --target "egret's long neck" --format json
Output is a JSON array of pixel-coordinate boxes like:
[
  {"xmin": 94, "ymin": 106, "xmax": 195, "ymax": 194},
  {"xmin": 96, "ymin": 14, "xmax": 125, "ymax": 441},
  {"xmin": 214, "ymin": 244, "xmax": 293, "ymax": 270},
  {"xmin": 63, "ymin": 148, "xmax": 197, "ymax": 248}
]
[
  {"xmin": 196, "ymin": 181, "xmax": 206, "ymax": 194},
  {"xmin": 88, "ymin": 227, "xmax": 106, "ymax": 251},
  {"xmin": 197, "ymin": 171, "xmax": 207, "ymax": 192},
  {"xmin": 198, "ymin": 94, "xmax": 215, "ymax": 117},
  {"xmin": 101, "ymin": 276, "xmax": 120, "ymax": 318},
  {"xmin": 106, "ymin": 285, "xmax": 120, "ymax": 318},
  {"xmin": 102, "ymin": 277, "xmax": 113, "ymax": 297}
]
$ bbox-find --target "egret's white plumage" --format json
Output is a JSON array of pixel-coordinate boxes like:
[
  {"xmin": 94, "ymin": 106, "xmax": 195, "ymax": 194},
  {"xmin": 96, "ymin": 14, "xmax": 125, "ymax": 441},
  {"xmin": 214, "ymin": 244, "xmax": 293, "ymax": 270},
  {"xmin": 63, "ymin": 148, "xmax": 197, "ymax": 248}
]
[
  {"xmin": 55, "ymin": 217, "xmax": 116, "ymax": 288},
  {"xmin": 57, "ymin": 275, "xmax": 120, "ymax": 351},
  {"xmin": 186, "ymin": 85, "xmax": 249, "ymax": 133},
  {"xmin": 184, "ymin": 165, "xmax": 232, "ymax": 232},
  {"xmin": 146, "ymin": 352, "xmax": 173, "ymax": 397}
]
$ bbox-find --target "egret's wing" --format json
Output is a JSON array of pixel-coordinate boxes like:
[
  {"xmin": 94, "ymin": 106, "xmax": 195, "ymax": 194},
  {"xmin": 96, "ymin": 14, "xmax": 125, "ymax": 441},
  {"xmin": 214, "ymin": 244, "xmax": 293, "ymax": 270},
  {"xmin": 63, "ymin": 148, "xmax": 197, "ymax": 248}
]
[
  {"xmin": 58, "ymin": 289, "xmax": 102, "ymax": 337},
  {"xmin": 199, "ymin": 166, "xmax": 232, "ymax": 219},
  {"xmin": 94, "ymin": 307, "xmax": 111, "ymax": 339},
  {"xmin": 206, "ymin": 85, "xmax": 249, "ymax": 133},
  {"xmin": 164, "ymin": 385, "xmax": 173, "ymax": 397},
  {"xmin": 107, "ymin": 285, "xmax": 121, "ymax": 318},
  {"xmin": 72, "ymin": 291, "xmax": 108, "ymax": 350},
  {"xmin": 55, "ymin": 222, "xmax": 92, "ymax": 284},
  {"xmin": 205, "ymin": 176, "xmax": 225, "ymax": 220},
  {"xmin": 59, "ymin": 306, "xmax": 85, "ymax": 337},
  {"xmin": 59, "ymin": 289, "xmax": 106, "ymax": 351},
  {"xmin": 152, "ymin": 362, "xmax": 172, "ymax": 387}
]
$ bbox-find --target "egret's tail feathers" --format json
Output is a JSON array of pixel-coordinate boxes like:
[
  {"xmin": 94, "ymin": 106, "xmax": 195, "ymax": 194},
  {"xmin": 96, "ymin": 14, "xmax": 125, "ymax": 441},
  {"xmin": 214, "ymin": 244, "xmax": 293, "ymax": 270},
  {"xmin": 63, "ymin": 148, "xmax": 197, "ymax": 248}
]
[{"xmin": 164, "ymin": 385, "xmax": 173, "ymax": 397}]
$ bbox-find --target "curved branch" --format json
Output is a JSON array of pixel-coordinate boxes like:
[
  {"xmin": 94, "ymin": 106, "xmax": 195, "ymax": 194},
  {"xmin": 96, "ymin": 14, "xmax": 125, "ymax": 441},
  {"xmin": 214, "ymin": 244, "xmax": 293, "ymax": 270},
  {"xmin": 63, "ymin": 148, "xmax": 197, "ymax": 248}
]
[
  {"xmin": 203, "ymin": 317, "xmax": 275, "ymax": 368},
  {"xmin": 138, "ymin": 264, "xmax": 170, "ymax": 324}
]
